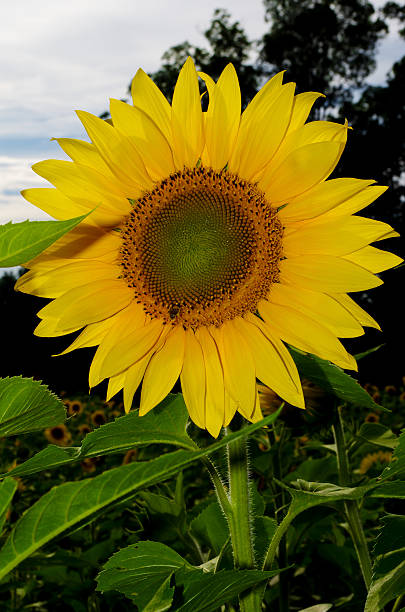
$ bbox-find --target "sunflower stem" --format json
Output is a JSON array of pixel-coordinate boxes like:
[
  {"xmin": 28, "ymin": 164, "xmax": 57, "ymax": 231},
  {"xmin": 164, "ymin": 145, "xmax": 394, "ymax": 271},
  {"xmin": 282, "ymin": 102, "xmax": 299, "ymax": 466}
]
[
  {"xmin": 226, "ymin": 432, "xmax": 262, "ymax": 612},
  {"xmin": 332, "ymin": 405, "xmax": 373, "ymax": 589}
]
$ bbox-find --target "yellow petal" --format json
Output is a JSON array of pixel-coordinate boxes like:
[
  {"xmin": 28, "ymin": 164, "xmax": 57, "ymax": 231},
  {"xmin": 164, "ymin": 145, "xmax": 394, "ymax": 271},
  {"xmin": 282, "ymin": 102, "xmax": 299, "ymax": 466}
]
[
  {"xmin": 283, "ymin": 216, "xmax": 396, "ymax": 257},
  {"xmin": 258, "ymin": 300, "xmax": 357, "ymax": 371},
  {"xmin": 54, "ymin": 138, "xmax": 114, "ymax": 177},
  {"xmin": 27, "ymin": 231, "xmax": 120, "ymax": 273},
  {"xmin": 224, "ymin": 391, "xmax": 238, "ymax": 427},
  {"xmin": 131, "ymin": 68, "xmax": 172, "ymax": 144},
  {"xmin": 278, "ymin": 178, "xmax": 376, "ymax": 223},
  {"xmin": 139, "ymin": 326, "xmax": 185, "ymax": 416},
  {"xmin": 123, "ymin": 354, "xmax": 151, "ymax": 413},
  {"xmin": 99, "ymin": 318, "xmax": 164, "ymax": 383},
  {"xmin": 171, "ymin": 57, "xmax": 204, "ymax": 168},
  {"xmin": 196, "ymin": 326, "xmax": 225, "ymax": 438},
  {"xmin": 260, "ymin": 141, "xmax": 343, "ymax": 203},
  {"xmin": 268, "ymin": 283, "xmax": 364, "ymax": 338},
  {"xmin": 37, "ymin": 280, "xmax": 133, "ymax": 331},
  {"xmin": 203, "ymin": 64, "xmax": 241, "ymax": 170},
  {"xmin": 16, "ymin": 261, "xmax": 118, "ymax": 298},
  {"xmin": 180, "ymin": 329, "xmax": 206, "ymax": 429},
  {"xmin": 106, "ymin": 372, "xmax": 126, "ymax": 402},
  {"xmin": 76, "ymin": 110, "xmax": 152, "ymax": 190},
  {"xmin": 21, "ymin": 188, "xmax": 92, "ymax": 223},
  {"xmin": 331, "ymin": 293, "xmax": 381, "ymax": 331},
  {"xmin": 211, "ymin": 320, "xmax": 256, "ymax": 420},
  {"xmin": 88, "ymin": 303, "xmax": 148, "ymax": 387},
  {"xmin": 316, "ymin": 185, "xmax": 388, "ymax": 220},
  {"xmin": 270, "ymin": 120, "xmax": 348, "ymax": 172},
  {"xmin": 34, "ymin": 317, "xmax": 82, "ymax": 338},
  {"xmin": 230, "ymin": 83, "xmax": 295, "ymax": 180},
  {"xmin": 109, "ymin": 99, "xmax": 175, "ymax": 181},
  {"xmin": 55, "ymin": 315, "xmax": 119, "ymax": 355},
  {"xmin": 236, "ymin": 315, "xmax": 305, "ymax": 408},
  {"xmin": 280, "ymin": 255, "xmax": 383, "ymax": 292},
  {"xmin": 344, "ymin": 246, "xmax": 403, "ymax": 273},
  {"xmin": 239, "ymin": 71, "xmax": 284, "ymax": 127},
  {"xmin": 286, "ymin": 92, "xmax": 325, "ymax": 135},
  {"xmin": 32, "ymin": 159, "xmax": 131, "ymax": 223},
  {"xmin": 252, "ymin": 390, "xmax": 264, "ymax": 422}
]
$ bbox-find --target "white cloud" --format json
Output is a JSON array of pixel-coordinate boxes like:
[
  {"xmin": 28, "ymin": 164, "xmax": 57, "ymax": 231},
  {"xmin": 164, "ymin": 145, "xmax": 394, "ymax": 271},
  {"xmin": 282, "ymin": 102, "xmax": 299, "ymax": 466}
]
[{"xmin": 0, "ymin": 155, "xmax": 53, "ymax": 224}]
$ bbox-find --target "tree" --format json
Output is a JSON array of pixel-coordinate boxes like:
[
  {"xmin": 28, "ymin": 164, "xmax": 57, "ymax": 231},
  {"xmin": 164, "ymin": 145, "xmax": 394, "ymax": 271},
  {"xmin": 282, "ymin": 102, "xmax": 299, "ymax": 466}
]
[
  {"xmin": 260, "ymin": 0, "xmax": 388, "ymax": 107},
  {"xmin": 150, "ymin": 9, "xmax": 259, "ymax": 107}
]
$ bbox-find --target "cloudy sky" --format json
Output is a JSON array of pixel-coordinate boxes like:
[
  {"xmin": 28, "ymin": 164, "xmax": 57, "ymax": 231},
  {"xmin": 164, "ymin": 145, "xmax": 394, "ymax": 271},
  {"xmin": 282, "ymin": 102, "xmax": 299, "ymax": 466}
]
[{"xmin": 1, "ymin": 0, "xmax": 404, "ymax": 226}]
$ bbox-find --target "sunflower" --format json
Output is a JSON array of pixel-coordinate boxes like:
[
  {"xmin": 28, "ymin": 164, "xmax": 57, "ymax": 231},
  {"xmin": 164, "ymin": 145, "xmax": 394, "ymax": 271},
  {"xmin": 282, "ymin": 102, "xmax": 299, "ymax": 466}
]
[
  {"xmin": 16, "ymin": 58, "xmax": 402, "ymax": 436},
  {"xmin": 68, "ymin": 399, "xmax": 84, "ymax": 416},
  {"xmin": 44, "ymin": 424, "xmax": 72, "ymax": 446}
]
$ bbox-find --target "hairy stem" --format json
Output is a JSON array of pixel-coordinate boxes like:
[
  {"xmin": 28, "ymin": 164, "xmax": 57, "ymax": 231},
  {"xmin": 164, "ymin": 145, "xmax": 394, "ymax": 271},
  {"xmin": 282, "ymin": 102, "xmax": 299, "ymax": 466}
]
[{"xmin": 227, "ymin": 434, "xmax": 262, "ymax": 611}]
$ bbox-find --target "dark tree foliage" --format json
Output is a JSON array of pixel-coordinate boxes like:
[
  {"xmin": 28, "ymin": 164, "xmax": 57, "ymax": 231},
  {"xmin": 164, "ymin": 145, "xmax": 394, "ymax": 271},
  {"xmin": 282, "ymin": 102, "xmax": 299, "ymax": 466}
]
[
  {"xmin": 149, "ymin": 9, "xmax": 260, "ymax": 107},
  {"xmin": 260, "ymin": 0, "xmax": 387, "ymax": 107}
]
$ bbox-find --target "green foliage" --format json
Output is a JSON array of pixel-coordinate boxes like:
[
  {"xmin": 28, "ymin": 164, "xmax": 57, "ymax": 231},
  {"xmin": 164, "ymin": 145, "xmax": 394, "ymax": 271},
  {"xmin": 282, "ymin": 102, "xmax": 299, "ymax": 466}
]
[
  {"xmin": 365, "ymin": 515, "xmax": 405, "ymax": 611},
  {"xmin": 381, "ymin": 429, "xmax": 405, "ymax": 479},
  {"xmin": 289, "ymin": 348, "xmax": 383, "ymax": 411},
  {"xmin": 0, "ymin": 410, "xmax": 280, "ymax": 580},
  {"xmin": 96, "ymin": 541, "xmax": 279, "ymax": 611},
  {"xmin": 0, "ymin": 214, "xmax": 88, "ymax": 267},
  {"xmin": 0, "ymin": 479, "xmax": 17, "ymax": 533},
  {"xmin": 0, "ymin": 377, "xmax": 66, "ymax": 438},
  {"xmin": 356, "ymin": 422, "xmax": 399, "ymax": 449},
  {"xmin": 1, "ymin": 394, "xmax": 195, "ymax": 479}
]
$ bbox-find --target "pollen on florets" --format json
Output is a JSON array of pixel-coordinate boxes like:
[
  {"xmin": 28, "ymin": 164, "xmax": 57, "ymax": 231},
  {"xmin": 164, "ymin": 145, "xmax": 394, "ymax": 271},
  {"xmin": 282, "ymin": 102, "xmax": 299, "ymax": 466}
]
[{"xmin": 119, "ymin": 166, "xmax": 283, "ymax": 328}]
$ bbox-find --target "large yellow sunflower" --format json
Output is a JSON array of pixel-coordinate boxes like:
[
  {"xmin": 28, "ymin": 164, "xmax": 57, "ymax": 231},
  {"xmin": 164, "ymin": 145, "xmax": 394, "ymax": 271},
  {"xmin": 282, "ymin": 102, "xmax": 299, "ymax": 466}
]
[{"xmin": 16, "ymin": 58, "xmax": 402, "ymax": 436}]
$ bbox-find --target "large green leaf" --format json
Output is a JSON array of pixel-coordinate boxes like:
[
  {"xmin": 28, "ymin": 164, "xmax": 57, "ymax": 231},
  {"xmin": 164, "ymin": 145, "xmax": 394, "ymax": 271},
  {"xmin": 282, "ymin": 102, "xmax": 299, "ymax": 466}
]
[
  {"xmin": 96, "ymin": 541, "xmax": 279, "ymax": 612},
  {"xmin": 0, "ymin": 214, "xmax": 88, "ymax": 267},
  {"xmin": 1, "ymin": 394, "xmax": 195, "ymax": 479},
  {"xmin": 0, "ymin": 377, "xmax": 66, "ymax": 438},
  {"xmin": 0, "ymin": 410, "xmax": 280, "ymax": 579},
  {"xmin": 289, "ymin": 348, "xmax": 383, "ymax": 411},
  {"xmin": 96, "ymin": 541, "xmax": 194, "ymax": 610},
  {"xmin": 190, "ymin": 502, "xmax": 229, "ymax": 557},
  {"xmin": 282, "ymin": 479, "xmax": 376, "ymax": 519},
  {"xmin": 0, "ymin": 479, "xmax": 17, "ymax": 533},
  {"xmin": 175, "ymin": 568, "xmax": 280, "ymax": 612},
  {"xmin": 365, "ymin": 515, "xmax": 405, "ymax": 612}
]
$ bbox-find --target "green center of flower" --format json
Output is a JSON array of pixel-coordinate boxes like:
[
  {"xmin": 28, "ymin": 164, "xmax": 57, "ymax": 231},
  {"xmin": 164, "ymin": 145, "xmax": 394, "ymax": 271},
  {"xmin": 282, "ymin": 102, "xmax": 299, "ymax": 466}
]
[{"xmin": 119, "ymin": 167, "xmax": 283, "ymax": 328}]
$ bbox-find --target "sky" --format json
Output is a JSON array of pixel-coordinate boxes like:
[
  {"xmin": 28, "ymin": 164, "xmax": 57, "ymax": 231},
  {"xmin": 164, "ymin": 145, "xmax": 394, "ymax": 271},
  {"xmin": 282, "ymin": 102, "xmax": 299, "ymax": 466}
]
[{"xmin": 1, "ymin": 0, "xmax": 404, "ymax": 227}]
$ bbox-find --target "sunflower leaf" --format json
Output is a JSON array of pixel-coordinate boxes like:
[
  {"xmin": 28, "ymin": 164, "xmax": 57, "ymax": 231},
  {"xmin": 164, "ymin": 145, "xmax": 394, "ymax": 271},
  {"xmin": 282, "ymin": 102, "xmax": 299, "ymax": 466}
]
[
  {"xmin": 280, "ymin": 479, "xmax": 377, "ymax": 518},
  {"xmin": 356, "ymin": 422, "xmax": 398, "ymax": 449},
  {"xmin": 0, "ymin": 409, "xmax": 280, "ymax": 579},
  {"xmin": 0, "ymin": 214, "xmax": 89, "ymax": 267},
  {"xmin": 0, "ymin": 479, "xmax": 18, "ymax": 534},
  {"xmin": 288, "ymin": 347, "xmax": 383, "ymax": 411},
  {"xmin": 0, "ymin": 377, "xmax": 66, "ymax": 438},
  {"xmin": 96, "ymin": 541, "xmax": 193, "ymax": 609},
  {"xmin": 1, "ymin": 394, "xmax": 195, "ymax": 479},
  {"xmin": 365, "ymin": 515, "xmax": 405, "ymax": 612},
  {"xmin": 96, "ymin": 541, "xmax": 279, "ymax": 611}
]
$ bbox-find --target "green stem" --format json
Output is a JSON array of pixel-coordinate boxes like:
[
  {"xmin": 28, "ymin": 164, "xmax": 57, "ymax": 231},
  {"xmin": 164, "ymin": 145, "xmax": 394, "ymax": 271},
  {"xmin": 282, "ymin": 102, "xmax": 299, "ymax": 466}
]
[
  {"xmin": 332, "ymin": 406, "xmax": 373, "ymax": 589},
  {"xmin": 262, "ymin": 511, "xmax": 294, "ymax": 571},
  {"xmin": 267, "ymin": 427, "xmax": 289, "ymax": 612},
  {"xmin": 227, "ymin": 434, "xmax": 262, "ymax": 611},
  {"xmin": 392, "ymin": 594, "xmax": 404, "ymax": 612}
]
